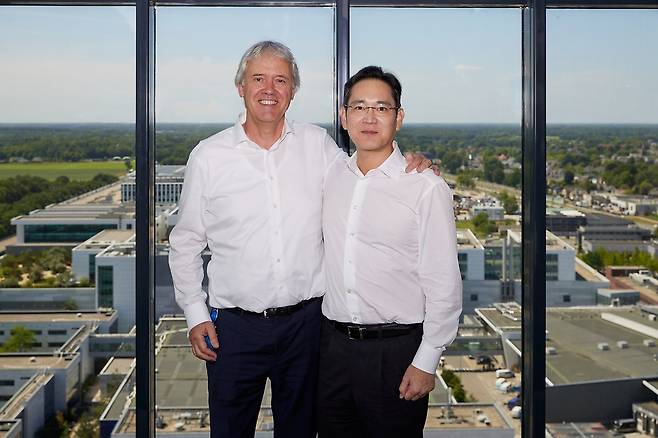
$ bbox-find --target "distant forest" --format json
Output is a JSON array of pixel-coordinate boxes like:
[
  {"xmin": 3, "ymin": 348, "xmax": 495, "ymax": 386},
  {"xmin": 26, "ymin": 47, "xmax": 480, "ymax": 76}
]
[{"xmin": 1, "ymin": 123, "xmax": 657, "ymax": 193}]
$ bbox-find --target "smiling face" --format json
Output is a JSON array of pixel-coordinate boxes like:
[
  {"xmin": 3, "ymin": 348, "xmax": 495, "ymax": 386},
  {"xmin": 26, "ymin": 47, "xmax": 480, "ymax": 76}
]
[
  {"xmin": 340, "ymin": 78, "xmax": 404, "ymax": 154},
  {"xmin": 237, "ymin": 51, "xmax": 296, "ymax": 131}
]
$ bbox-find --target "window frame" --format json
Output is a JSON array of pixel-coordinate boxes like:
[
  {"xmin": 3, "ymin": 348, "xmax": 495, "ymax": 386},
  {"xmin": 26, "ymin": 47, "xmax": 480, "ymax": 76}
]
[{"xmin": 3, "ymin": 0, "xmax": 658, "ymax": 436}]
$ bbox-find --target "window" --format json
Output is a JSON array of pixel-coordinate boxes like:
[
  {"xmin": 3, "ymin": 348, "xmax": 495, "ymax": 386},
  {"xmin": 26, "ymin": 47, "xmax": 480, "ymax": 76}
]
[
  {"xmin": 48, "ymin": 330, "xmax": 67, "ymax": 336},
  {"xmin": 470, "ymin": 294, "xmax": 479, "ymax": 302},
  {"xmin": 154, "ymin": 6, "xmax": 335, "ymax": 420},
  {"xmin": 562, "ymin": 294, "xmax": 571, "ymax": 303},
  {"xmin": 48, "ymin": 342, "xmax": 64, "ymax": 347},
  {"xmin": 88, "ymin": 254, "xmax": 96, "ymax": 282},
  {"xmin": 98, "ymin": 265, "xmax": 114, "ymax": 308},
  {"xmin": 0, "ymin": 380, "xmax": 14, "ymax": 386}
]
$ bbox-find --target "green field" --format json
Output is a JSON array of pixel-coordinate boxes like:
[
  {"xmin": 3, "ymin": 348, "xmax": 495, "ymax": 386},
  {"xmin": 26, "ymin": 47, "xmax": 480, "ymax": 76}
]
[{"xmin": 0, "ymin": 161, "xmax": 128, "ymax": 181}]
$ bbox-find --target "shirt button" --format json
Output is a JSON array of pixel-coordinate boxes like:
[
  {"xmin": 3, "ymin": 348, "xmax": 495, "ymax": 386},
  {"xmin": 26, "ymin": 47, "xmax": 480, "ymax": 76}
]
[
  {"xmin": 352, "ymin": 205, "xmax": 357, "ymax": 210},
  {"xmin": 276, "ymin": 258, "xmax": 281, "ymax": 263},
  {"xmin": 350, "ymin": 233, "xmax": 355, "ymax": 237},
  {"xmin": 273, "ymin": 204, "xmax": 277, "ymax": 208},
  {"xmin": 352, "ymin": 316, "xmax": 358, "ymax": 322},
  {"xmin": 348, "ymin": 260, "xmax": 353, "ymax": 264},
  {"xmin": 346, "ymin": 289, "xmax": 351, "ymax": 294}
]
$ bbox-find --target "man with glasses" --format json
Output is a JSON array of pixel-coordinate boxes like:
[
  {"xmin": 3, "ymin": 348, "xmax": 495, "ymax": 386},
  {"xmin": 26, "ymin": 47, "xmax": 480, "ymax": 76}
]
[
  {"xmin": 169, "ymin": 42, "xmax": 434, "ymax": 438},
  {"xmin": 318, "ymin": 66, "xmax": 462, "ymax": 438}
]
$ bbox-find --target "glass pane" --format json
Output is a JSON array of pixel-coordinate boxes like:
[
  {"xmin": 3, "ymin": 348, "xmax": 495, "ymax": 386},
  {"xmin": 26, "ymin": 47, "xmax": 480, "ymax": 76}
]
[
  {"xmin": 352, "ymin": 8, "xmax": 522, "ymax": 436},
  {"xmin": 0, "ymin": 6, "xmax": 136, "ymax": 438},
  {"xmin": 153, "ymin": 6, "xmax": 335, "ymax": 435},
  {"xmin": 546, "ymin": 9, "xmax": 658, "ymax": 436}
]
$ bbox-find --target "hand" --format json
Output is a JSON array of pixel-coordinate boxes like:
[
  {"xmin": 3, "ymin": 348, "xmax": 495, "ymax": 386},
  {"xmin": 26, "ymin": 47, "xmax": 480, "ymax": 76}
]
[
  {"xmin": 404, "ymin": 152, "xmax": 441, "ymax": 176},
  {"xmin": 189, "ymin": 321, "xmax": 219, "ymax": 362},
  {"xmin": 398, "ymin": 365, "xmax": 435, "ymax": 401}
]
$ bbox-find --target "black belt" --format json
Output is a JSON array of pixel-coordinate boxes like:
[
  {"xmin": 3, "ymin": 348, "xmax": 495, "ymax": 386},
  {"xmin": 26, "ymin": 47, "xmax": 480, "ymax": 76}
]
[
  {"xmin": 328, "ymin": 319, "xmax": 421, "ymax": 340},
  {"xmin": 224, "ymin": 297, "xmax": 321, "ymax": 318}
]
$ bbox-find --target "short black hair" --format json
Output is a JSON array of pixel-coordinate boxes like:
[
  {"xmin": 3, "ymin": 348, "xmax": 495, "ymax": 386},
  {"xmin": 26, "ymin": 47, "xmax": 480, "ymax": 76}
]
[{"xmin": 343, "ymin": 66, "xmax": 402, "ymax": 109}]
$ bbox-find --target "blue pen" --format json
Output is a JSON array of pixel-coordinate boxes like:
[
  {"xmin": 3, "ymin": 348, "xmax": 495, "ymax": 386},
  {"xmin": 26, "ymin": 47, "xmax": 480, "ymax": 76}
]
[{"xmin": 204, "ymin": 308, "xmax": 219, "ymax": 350}]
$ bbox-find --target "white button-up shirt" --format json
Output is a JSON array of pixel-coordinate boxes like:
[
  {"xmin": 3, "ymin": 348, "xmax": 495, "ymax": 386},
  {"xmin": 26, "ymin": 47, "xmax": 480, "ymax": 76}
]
[
  {"xmin": 169, "ymin": 114, "xmax": 344, "ymax": 331},
  {"xmin": 322, "ymin": 143, "xmax": 462, "ymax": 374}
]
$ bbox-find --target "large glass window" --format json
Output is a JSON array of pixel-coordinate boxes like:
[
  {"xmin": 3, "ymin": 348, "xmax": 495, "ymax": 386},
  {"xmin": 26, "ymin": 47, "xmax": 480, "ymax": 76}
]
[
  {"xmin": 352, "ymin": 8, "xmax": 522, "ymax": 434},
  {"xmin": 0, "ymin": 6, "xmax": 136, "ymax": 436},
  {"xmin": 545, "ymin": 10, "xmax": 658, "ymax": 434},
  {"xmin": 153, "ymin": 6, "xmax": 335, "ymax": 430}
]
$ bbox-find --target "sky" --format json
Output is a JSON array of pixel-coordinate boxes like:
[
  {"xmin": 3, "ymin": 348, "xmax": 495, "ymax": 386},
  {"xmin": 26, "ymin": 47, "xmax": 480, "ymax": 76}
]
[{"xmin": 0, "ymin": 6, "xmax": 657, "ymax": 124}]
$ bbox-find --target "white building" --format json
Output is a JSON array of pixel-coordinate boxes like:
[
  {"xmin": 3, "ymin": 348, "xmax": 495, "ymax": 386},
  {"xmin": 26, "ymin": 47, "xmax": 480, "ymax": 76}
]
[
  {"xmin": 471, "ymin": 205, "xmax": 504, "ymax": 221},
  {"xmin": 121, "ymin": 165, "xmax": 185, "ymax": 204}
]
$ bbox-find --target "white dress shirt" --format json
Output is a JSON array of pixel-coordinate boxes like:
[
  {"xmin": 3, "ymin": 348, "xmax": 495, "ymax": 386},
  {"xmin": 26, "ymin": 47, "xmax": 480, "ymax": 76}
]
[
  {"xmin": 169, "ymin": 114, "xmax": 344, "ymax": 331},
  {"xmin": 322, "ymin": 143, "xmax": 462, "ymax": 374}
]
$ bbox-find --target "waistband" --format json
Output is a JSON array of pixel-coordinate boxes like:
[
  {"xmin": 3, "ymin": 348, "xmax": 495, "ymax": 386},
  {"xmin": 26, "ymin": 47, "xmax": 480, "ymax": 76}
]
[{"xmin": 327, "ymin": 318, "xmax": 421, "ymax": 340}]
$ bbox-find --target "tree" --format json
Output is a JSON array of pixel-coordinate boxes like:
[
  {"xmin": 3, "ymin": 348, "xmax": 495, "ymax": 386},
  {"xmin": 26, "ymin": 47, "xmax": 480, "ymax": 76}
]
[
  {"xmin": 457, "ymin": 172, "xmax": 475, "ymax": 189},
  {"xmin": 564, "ymin": 169, "xmax": 575, "ymax": 185},
  {"xmin": 483, "ymin": 156, "xmax": 505, "ymax": 184},
  {"xmin": 0, "ymin": 326, "xmax": 36, "ymax": 352},
  {"xmin": 472, "ymin": 212, "xmax": 497, "ymax": 236},
  {"xmin": 499, "ymin": 192, "xmax": 519, "ymax": 215}
]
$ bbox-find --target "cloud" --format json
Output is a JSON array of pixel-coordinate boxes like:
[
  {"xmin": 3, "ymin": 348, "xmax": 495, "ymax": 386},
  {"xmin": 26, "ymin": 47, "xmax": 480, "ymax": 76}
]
[{"xmin": 454, "ymin": 64, "xmax": 483, "ymax": 72}]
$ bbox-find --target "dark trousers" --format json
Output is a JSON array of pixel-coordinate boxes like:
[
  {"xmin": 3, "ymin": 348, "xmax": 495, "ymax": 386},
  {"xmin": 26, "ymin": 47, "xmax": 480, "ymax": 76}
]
[
  {"xmin": 317, "ymin": 317, "xmax": 429, "ymax": 438},
  {"xmin": 206, "ymin": 298, "xmax": 322, "ymax": 438}
]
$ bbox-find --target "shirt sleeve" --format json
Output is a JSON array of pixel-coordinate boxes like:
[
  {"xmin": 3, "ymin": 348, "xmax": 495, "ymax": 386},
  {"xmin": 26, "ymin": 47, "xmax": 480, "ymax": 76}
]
[
  {"xmin": 168, "ymin": 148, "xmax": 211, "ymax": 331},
  {"xmin": 412, "ymin": 176, "xmax": 463, "ymax": 374}
]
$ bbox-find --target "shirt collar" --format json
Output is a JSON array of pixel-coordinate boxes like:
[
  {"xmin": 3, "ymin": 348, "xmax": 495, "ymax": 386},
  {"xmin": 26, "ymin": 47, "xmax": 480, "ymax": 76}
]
[
  {"xmin": 232, "ymin": 112, "xmax": 295, "ymax": 149},
  {"xmin": 347, "ymin": 141, "xmax": 406, "ymax": 179}
]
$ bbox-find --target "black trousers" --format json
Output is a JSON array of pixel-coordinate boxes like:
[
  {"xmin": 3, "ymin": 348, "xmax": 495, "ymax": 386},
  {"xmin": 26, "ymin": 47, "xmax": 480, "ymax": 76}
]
[
  {"xmin": 316, "ymin": 317, "xmax": 429, "ymax": 438},
  {"xmin": 206, "ymin": 298, "xmax": 322, "ymax": 438}
]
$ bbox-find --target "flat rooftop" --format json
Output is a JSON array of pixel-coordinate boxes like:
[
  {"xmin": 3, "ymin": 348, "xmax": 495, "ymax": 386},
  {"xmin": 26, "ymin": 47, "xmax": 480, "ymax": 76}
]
[
  {"xmin": 11, "ymin": 203, "xmax": 135, "ymax": 223},
  {"xmin": 635, "ymin": 401, "xmax": 658, "ymax": 416},
  {"xmin": 0, "ymin": 310, "xmax": 116, "ymax": 323},
  {"xmin": 0, "ymin": 354, "xmax": 72, "ymax": 370},
  {"xmin": 425, "ymin": 404, "xmax": 511, "ymax": 430},
  {"xmin": 476, "ymin": 303, "xmax": 522, "ymax": 333},
  {"xmin": 456, "ymin": 230, "xmax": 483, "ymax": 249},
  {"xmin": 575, "ymin": 258, "xmax": 609, "ymax": 283},
  {"xmin": 0, "ymin": 374, "xmax": 53, "ymax": 421},
  {"xmin": 75, "ymin": 229, "xmax": 135, "ymax": 251},
  {"xmin": 544, "ymin": 307, "xmax": 657, "ymax": 384},
  {"xmin": 97, "ymin": 244, "xmax": 136, "ymax": 258}
]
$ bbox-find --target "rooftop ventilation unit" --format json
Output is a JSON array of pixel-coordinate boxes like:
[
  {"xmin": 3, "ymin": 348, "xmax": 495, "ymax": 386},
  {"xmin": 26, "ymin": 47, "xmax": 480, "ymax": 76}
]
[
  {"xmin": 261, "ymin": 422, "xmax": 274, "ymax": 431},
  {"xmin": 617, "ymin": 340, "xmax": 629, "ymax": 349},
  {"xmin": 546, "ymin": 346, "xmax": 557, "ymax": 355},
  {"xmin": 643, "ymin": 339, "xmax": 656, "ymax": 347},
  {"xmin": 597, "ymin": 342, "xmax": 610, "ymax": 351},
  {"xmin": 175, "ymin": 422, "xmax": 185, "ymax": 431}
]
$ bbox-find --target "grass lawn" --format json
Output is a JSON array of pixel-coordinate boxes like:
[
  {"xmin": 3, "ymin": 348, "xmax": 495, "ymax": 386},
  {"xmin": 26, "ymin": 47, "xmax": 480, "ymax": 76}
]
[{"xmin": 0, "ymin": 161, "xmax": 128, "ymax": 181}]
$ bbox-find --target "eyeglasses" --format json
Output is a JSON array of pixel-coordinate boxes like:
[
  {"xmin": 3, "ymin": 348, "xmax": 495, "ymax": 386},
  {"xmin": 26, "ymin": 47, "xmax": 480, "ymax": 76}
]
[{"xmin": 344, "ymin": 104, "xmax": 399, "ymax": 116}]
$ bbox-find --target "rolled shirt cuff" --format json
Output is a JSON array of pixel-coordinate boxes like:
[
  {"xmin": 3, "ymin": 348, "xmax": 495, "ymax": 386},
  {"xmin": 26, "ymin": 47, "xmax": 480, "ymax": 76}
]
[
  {"xmin": 411, "ymin": 340, "xmax": 445, "ymax": 375},
  {"xmin": 183, "ymin": 300, "xmax": 211, "ymax": 334}
]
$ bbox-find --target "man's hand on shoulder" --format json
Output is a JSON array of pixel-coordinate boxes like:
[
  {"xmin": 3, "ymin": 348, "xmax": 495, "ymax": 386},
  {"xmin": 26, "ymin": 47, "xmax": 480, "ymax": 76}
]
[
  {"xmin": 398, "ymin": 365, "xmax": 436, "ymax": 401},
  {"xmin": 404, "ymin": 152, "xmax": 441, "ymax": 176},
  {"xmin": 189, "ymin": 321, "xmax": 219, "ymax": 362}
]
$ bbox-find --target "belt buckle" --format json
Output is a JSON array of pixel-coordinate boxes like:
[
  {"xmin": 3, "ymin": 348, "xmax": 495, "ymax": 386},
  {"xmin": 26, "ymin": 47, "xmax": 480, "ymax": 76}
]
[
  {"xmin": 263, "ymin": 308, "xmax": 272, "ymax": 318},
  {"xmin": 347, "ymin": 326, "xmax": 366, "ymax": 340}
]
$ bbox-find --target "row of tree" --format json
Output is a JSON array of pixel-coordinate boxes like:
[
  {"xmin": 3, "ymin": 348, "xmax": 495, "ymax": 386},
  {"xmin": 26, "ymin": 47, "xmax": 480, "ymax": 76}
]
[
  {"xmin": 580, "ymin": 247, "xmax": 658, "ymax": 273},
  {"xmin": 0, "ymin": 173, "xmax": 118, "ymax": 239}
]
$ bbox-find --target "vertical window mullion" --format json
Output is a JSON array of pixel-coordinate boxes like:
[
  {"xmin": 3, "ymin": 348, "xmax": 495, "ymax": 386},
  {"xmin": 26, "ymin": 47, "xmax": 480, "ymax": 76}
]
[{"xmin": 522, "ymin": 0, "xmax": 547, "ymax": 435}]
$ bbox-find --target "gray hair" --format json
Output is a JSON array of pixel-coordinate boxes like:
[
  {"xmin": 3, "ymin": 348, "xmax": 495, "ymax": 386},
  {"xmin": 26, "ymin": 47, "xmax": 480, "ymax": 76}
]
[{"xmin": 234, "ymin": 41, "xmax": 301, "ymax": 91}]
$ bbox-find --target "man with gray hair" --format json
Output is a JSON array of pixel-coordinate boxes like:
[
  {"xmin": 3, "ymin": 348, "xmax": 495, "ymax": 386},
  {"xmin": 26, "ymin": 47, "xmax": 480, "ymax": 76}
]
[{"xmin": 169, "ymin": 41, "xmax": 432, "ymax": 437}]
